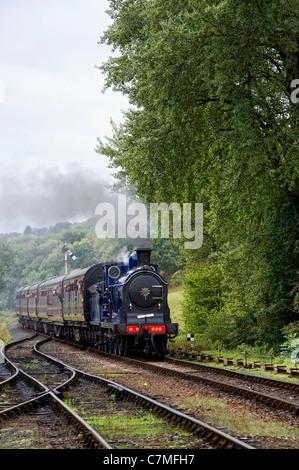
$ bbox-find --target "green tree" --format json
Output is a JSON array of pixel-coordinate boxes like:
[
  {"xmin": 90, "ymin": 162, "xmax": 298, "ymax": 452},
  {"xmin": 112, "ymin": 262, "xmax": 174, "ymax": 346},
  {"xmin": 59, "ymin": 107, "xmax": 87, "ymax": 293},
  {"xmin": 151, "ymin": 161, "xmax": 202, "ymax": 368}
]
[
  {"xmin": 0, "ymin": 239, "xmax": 15, "ymax": 292},
  {"xmin": 98, "ymin": 0, "xmax": 299, "ymax": 347},
  {"xmin": 150, "ymin": 238, "xmax": 182, "ymax": 279}
]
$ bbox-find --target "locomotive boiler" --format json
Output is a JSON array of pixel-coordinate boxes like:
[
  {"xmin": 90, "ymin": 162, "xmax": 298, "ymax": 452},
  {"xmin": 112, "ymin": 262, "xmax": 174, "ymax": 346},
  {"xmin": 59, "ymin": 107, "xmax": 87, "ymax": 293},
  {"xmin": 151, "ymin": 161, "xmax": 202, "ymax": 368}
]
[{"xmin": 15, "ymin": 248, "xmax": 178, "ymax": 356}]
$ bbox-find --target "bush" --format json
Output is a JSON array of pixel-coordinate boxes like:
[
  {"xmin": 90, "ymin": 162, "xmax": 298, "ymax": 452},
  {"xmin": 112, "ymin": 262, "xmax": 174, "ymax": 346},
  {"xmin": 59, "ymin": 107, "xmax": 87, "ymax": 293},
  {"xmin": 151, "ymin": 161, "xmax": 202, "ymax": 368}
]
[
  {"xmin": 0, "ymin": 310, "xmax": 17, "ymax": 344},
  {"xmin": 182, "ymin": 261, "xmax": 223, "ymax": 335},
  {"xmin": 182, "ymin": 257, "xmax": 260, "ymax": 349}
]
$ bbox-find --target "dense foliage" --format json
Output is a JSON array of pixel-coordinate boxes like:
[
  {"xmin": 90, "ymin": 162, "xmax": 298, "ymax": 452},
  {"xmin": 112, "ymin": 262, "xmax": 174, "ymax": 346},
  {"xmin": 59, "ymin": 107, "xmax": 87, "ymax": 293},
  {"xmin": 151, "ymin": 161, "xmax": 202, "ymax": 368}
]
[
  {"xmin": 0, "ymin": 239, "xmax": 15, "ymax": 294},
  {"xmin": 0, "ymin": 220, "xmax": 181, "ymax": 310},
  {"xmin": 97, "ymin": 0, "xmax": 299, "ymax": 350}
]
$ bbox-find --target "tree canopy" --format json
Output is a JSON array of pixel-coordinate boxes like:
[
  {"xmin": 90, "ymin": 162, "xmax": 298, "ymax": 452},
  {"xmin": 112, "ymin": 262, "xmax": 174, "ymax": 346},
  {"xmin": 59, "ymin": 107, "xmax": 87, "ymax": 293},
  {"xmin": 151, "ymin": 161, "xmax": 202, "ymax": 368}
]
[{"xmin": 97, "ymin": 0, "xmax": 299, "ymax": 349}]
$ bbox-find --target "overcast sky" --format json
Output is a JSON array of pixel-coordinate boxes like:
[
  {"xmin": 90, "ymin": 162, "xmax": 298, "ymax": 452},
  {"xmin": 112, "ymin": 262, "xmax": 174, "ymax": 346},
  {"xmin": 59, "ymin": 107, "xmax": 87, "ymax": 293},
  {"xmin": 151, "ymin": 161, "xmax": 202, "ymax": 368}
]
[{"xmin": 0, "ymin": 0, "xmax": 129, "ymax": 233}]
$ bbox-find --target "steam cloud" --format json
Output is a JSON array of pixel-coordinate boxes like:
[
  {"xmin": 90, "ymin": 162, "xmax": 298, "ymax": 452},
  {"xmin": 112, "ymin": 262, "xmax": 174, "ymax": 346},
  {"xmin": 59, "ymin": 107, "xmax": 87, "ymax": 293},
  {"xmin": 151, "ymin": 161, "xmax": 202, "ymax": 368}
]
[
  {"xmin": 0, "ymin": 163, "xmax": 151, "ymax": 248},
  {"xmin": 0, "ymin": 164, "xmax": 117, "ymax": 233}
]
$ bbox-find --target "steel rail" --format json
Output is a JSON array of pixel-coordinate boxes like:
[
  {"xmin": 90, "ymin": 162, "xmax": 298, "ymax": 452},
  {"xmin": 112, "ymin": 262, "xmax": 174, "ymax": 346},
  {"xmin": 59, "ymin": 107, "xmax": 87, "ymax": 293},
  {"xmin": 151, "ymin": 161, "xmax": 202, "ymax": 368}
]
[
  {"xmin": 0, "ymin": 335, "xmax": 32, "ymax": 386},
  {"xmin": 0, "ymin": 336, "xmax": 112, "ymax": 449},
  {"xmin": 99, "ymin": 351, "xmax": 299, "ymax": 415},
  {"xmin": 35, "ymin": 339, "xmax": 255, "ymax": 449},
  {"xmin": 166, "ymin": 356, "xmax": 299, "ymax": 393}
]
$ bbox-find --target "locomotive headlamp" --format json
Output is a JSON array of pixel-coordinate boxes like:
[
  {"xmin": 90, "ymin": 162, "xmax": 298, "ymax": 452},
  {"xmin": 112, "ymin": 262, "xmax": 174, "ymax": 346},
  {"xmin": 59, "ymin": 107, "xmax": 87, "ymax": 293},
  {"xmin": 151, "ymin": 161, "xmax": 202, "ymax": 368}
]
[
  {"xmin": 167, "ymin": 323, "xmax": 178, "ymax": 334},
  {"xmin": 117, "ymin": 324, "xmax": 127, "ymax": 335}
]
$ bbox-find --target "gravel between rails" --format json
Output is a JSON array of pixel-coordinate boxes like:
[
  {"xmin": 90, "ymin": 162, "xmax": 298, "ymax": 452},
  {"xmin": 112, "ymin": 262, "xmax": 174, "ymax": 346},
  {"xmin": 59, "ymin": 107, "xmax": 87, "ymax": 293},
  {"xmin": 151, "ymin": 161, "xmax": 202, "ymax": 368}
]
[{"xmin": 38, "ymin": 338, "xmax": 299, "ymax": 450}]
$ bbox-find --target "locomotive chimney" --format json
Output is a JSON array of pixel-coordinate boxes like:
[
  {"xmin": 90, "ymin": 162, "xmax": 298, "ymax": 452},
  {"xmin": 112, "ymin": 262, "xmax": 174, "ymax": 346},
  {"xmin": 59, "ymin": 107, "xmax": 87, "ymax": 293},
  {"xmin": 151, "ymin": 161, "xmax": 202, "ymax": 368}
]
[{"xmin": 136, "ymin": 248, "xmax": 152, "ymax": 267}]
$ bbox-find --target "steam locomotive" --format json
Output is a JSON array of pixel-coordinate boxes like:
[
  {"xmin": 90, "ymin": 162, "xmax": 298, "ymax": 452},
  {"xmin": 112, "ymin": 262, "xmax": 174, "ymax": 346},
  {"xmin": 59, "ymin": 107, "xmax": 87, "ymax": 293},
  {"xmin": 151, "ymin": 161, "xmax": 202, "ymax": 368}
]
[{"xmin": 15, "ymin": 248, "xmax": 178, "ymax": 356}]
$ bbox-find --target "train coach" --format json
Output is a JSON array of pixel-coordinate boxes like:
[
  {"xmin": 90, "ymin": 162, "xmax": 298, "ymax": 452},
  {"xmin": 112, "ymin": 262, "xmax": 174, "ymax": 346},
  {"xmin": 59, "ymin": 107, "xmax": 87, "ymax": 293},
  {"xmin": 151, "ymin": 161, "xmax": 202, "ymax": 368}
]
[{"xmin": 15, "ymin": 248, "xmax": 178, "ymax": 356}]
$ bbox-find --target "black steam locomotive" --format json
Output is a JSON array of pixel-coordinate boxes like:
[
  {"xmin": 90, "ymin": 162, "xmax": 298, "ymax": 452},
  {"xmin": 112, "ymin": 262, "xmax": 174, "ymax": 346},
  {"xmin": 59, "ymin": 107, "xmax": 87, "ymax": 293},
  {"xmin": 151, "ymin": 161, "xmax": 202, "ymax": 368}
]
[{"xmin": 15, "ymin": 248, "xmax": 178, "ymax": 356}]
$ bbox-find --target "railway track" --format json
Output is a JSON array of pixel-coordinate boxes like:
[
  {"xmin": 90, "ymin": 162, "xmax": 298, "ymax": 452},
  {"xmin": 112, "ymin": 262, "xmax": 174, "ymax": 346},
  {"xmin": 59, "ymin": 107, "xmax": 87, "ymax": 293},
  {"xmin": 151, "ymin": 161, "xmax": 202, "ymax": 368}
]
[
  {"xmin": 37, "ymin": 336, "xmax": 299, "ymax": 447},
  {"xmin": 55, "ymin": 341, "xmax": 299, "ymax": 417},
  {"xmin": 0, "ymin": 362, "xmax": 12, "ymax": 383},
  {"xmin": 165, "ymin": 356, "xmax": 299, "ymax": 408},
  {"xmin": 0, "ymin": 336, "xmax": 111, "ymax": 449},
  {"xmin": 117, "ymin": 355, "xmax": 299, "ymax": 415},
  {"xmin": 0, "ymin": 333, "xmax": 255, "ymax": 450}
]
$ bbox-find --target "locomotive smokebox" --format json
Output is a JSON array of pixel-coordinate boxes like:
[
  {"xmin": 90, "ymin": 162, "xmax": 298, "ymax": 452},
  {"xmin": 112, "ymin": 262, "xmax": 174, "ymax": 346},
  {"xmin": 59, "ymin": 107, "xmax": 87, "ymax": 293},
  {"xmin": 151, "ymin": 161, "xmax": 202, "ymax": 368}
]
[{"xmin": 136, "ymin": 248, "xmax": 152, "ymax": 267}]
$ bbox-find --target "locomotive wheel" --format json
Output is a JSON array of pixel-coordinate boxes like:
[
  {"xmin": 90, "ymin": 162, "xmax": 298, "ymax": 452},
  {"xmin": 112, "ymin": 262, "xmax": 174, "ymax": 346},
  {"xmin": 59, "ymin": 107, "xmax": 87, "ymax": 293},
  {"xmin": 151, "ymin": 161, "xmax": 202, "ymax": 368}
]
[
  {"xmin": 117, "ymin": 339, "xmax": 126, "ymax": 356},
  {"xmin": 118, "ymin": 339, "xmax": 124, "ymax": 355}
]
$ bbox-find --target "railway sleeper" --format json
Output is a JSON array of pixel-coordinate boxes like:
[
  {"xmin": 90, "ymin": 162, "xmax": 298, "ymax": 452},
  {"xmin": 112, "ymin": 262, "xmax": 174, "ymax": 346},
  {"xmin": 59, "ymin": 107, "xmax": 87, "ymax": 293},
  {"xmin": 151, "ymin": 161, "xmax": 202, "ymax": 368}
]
[
  {"xmin": 106, "ymin": 383, "xmax": 124, "ymax": 399},
  {"xmin": 200, "ymin": 431, "xmax": 228, "ymax": 449}
]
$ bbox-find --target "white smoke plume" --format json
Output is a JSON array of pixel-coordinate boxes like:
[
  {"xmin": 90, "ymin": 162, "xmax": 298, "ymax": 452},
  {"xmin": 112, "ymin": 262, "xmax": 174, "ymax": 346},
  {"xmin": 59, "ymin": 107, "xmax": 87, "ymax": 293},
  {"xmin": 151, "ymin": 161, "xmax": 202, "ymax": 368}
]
[{"xmin": 0, "ymin": 163, "xmax": 116, "ymax": 233}]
